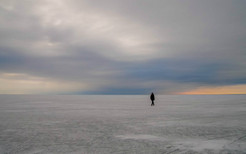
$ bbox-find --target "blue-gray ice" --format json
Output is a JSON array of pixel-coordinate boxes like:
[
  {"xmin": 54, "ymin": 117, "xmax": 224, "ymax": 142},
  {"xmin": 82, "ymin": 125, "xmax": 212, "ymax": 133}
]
[{"xmin": 0, "ymin": 95, "xmax": 246, "ymax": 153}]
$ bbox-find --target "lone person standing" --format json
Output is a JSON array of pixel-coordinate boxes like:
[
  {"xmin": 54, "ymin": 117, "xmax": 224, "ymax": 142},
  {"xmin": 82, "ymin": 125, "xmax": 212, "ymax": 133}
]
[{"xmin": 150, "ymin": 92, "xmax": 155, "ymax": 106}]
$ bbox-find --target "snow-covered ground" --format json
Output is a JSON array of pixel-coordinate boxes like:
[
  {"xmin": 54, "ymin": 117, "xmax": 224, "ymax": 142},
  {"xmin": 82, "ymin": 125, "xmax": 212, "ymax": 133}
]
[{"xmin": 0, "ymin": 95, "xmax": 246, "ymax": 154}]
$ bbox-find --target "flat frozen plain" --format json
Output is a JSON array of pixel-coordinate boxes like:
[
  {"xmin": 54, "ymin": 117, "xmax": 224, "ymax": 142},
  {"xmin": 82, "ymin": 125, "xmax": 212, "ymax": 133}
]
[{"xmin": 0, "ymin": 95, "xmax": 246, "ymax": 154}]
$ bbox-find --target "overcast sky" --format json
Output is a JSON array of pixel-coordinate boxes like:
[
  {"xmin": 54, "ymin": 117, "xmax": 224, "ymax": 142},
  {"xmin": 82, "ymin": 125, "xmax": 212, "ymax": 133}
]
[{"xmin": 0, "ymin": 0, "xmax": 245, "ymax": 94}]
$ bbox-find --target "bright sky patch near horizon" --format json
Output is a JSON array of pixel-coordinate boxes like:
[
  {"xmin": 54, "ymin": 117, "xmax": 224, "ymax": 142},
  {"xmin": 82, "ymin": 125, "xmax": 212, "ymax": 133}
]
[{"xmin": 0, "ymin": 0, "xmax": 245, "ymax": 94}]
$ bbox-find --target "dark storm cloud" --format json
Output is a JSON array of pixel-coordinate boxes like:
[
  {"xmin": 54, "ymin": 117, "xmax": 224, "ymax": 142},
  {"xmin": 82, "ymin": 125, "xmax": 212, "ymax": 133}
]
[
  {"xmin": 79, "ymin": 88, "xmax": 152, "ymax": 95},
  {"xmin": 0, "ymin": 0, "xmax": 245, "ymax": 94},
  {"xmin": 129, "ymin": 59, "xmax": 246, "ymax": 85}
]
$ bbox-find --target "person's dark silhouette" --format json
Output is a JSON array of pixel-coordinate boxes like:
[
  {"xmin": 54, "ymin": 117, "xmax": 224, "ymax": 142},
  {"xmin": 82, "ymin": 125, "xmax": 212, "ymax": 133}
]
[{"xmin": 150, "ymin": 92, "xmax": 155, "ymax": 106}]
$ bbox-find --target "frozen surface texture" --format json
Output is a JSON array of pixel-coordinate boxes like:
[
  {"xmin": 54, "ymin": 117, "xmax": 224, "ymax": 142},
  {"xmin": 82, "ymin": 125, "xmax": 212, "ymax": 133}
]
[{"xmin": 0, "ymin": 95, "xmax": 246, "ymax": 153}]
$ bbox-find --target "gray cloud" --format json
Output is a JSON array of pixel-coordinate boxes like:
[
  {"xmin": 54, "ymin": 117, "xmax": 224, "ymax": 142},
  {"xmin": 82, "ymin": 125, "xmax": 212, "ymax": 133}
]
[{"xmin": 0, "ymin": 0, "xmax": 245, "ymax": 94}]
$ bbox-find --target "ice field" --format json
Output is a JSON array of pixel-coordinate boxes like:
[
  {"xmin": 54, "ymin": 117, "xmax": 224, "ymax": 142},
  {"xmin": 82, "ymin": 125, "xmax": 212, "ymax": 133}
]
[{"xmin": 0, "ymin": 95, "xmax": 246, "ymax": 153}]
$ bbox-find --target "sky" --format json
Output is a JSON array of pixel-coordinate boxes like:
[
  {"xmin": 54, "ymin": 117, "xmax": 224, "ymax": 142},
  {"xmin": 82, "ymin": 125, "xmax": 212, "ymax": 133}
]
[{"xmin": 0, "ymin": 0, "xmax": 246, "ymax": 95}]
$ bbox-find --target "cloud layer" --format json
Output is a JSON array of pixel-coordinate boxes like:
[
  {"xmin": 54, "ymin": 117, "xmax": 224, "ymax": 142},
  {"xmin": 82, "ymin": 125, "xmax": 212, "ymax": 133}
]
[{"xmin": 0, "ymin": 0, "xmax": 245, "ymax": 94}]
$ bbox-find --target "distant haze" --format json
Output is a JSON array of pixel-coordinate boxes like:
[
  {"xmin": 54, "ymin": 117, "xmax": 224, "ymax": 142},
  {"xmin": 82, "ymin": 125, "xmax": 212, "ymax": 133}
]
[{"xmin": 0, "ymin": 0, "xmax": 245, "ymax": 94}]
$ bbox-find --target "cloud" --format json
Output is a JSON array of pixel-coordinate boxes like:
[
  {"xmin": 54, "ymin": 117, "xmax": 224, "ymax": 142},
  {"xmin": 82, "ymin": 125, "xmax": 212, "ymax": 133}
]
[
  {"xmin": 0, "ymin": 0, "xmax": 245, "ymax": 94},
  {"xmin": 179, "ymin": 84, "xmax": 246, "ymax": 95},
  {"xmin": 0, "ymin": 72, "xmax": 87, "ymax": 94}
]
